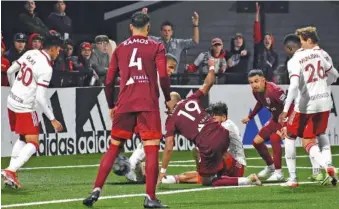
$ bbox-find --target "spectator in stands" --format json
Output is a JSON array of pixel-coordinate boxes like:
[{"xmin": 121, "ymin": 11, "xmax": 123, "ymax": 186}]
[
  {"xmin": 27, "ymin": 33, "xmax": 42, "ymax": 50},
  {"xmin": 186, "ymin": 38, "xmax": 227, "ymax": 74},
  {"xmin": 143, "ymin": 8, "xmax": 199, "ymax": 73},
  {"xmin": 47, "ymin": 0, "xmax": 72, "ymax": 39},
  {"xmin": 54, "ymin": 39, "xmax": 82, "ymax": 72},
  {"xmin": 1, "ymin": 41, "xmax": 10, "ymax": 86},
  {"xmin": 18, "ymin": 1, "xmax": 49, "ymax": 36},
  {"xmin": 5, "ymin": 33, "xmax": 27, "ymax": 64},
  {"xmin": 90, "ymin": 35, "xmax": 110, "ymax": 85},
  {"xmin": 253, "ymin": 3, "xmax": 278, "ymax": 82},
  {"xmin": 226, "ymin": 33, "xmax": 250, "ymax": 83}
]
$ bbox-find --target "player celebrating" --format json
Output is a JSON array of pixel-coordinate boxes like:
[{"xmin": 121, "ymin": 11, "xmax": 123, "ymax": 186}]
[
  {"xmin": 295, "ymin": 26, "xmax": 339, "ymax": 182},
  {"xmin": 241, "ymin": 69, "xmax": 290, "ymax": 181},
  {"xmin": 279, "ymin": 34, "xmax": 338, "ymax": 187},
  {"xmin": 161, "ymin": 102, "xmax": 259, "ymax": 187},
  {"xmin": 1, "ymin": 30, "xmax": 64, "ymax": 189},
  {"xmin": 83, "ymin": 11, "xmax": 172, "ymax": 208},
  {"xmin": 158, "ymin": 59, "xmax": 261, "ymax": 188}
]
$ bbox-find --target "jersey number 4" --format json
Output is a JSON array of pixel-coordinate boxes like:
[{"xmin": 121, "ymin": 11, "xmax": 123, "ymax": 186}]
[
  {"xmin": 305, "ymin": 60, "xmax": 326, "ymax": 83},
  {"xmin": 129, "ymin": 48, "xmax": 142, "ymax": 70},
  {"xmin": 17, "ymin": 62, "xmax": 33, "ymax": 86}
]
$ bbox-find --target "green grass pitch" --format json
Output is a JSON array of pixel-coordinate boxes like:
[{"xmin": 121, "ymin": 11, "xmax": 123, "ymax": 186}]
[{"xmin": 1, "ymin": 147, "xmax": 339, "ymax": 209}]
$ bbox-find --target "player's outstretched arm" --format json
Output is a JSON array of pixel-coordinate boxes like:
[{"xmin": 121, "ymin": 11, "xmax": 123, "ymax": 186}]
[
  {"xmin": 156, "ymin": 44, "xmax": 171, "ymax": 102},
  {"xmin": 158, "ymin": 136, "xmax": 174, "ymax": 185},
  {"xmin": 6, "ymin": 62, "xmax": 21, "ymax": 86},
  {"xmin": 199, "ymin": 58, "xmax": 215, "ymax": 95}
]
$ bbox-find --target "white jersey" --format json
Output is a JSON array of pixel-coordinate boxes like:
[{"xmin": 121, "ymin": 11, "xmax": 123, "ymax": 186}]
[
  {"xmin": 221, "ymin": 119, "xmax": 246, "ymax": 166},
  {"xmin": 287, "ymin": 48, "xmax": 333, "ymax": 114},
  {"xmin": 7, "ymin": 50, "xmax": 53, "ymax": 113}
]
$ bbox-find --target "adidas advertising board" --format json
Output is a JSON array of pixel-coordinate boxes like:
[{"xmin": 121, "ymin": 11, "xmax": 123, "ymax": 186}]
[{"xmin": 1, "ymin": 86, "xmax": 339, "ymax": 157}]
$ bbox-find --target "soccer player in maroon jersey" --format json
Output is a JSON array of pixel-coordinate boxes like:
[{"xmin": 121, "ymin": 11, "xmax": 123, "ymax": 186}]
[
  {"xmin": 83, "ymin": 11, "xmax": 173, "ymax": 208},
  {"xmin": 241, "ymin": 69, "xmax": 290, "ymax": 181},
  {"xmin": 158, "ymin": 59, "xmax": 261, "ymax": 188}
]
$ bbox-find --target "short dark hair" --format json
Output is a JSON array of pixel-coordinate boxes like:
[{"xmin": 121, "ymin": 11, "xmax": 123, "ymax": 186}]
[
  {"xmin": 161, "ymin": 21, "xmax": 174, "ymax": 30},
  {"xmin": 283, "ymin": 34, "xmax": 301, "ymax": 47},
  {"xmin": 131, "ymin": 12, "xmax": 150, "ymax": 28},
  {"xmin": 43, "ymin": 30, "xmax": 63, "ymax": 49},
  {"xmin": 210, "ymin": 102, "xmax": 228, "ymax": 117},
  {"xmin": 248, "ymin": 69, "xmax": 264, "ymax": 78}
]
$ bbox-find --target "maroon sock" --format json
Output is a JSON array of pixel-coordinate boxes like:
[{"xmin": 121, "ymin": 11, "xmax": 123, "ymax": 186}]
[
  {"xmin": 144, "ymin": 145, "xmax": 159, "ymax": 200},
  {"xmin": 212, "ymin": 176, "xmax": 238, "ymax": 186},
  {"xmin": 270, "ymin": 133, "xmax": 282, "ymax": 169},
  {"xmin": 253, "ymin": 141, "xmax": 274, "ymax": 166},
  {"xmin": 94, "ymin": 144, "xmax": 120, "ymax": 189}
]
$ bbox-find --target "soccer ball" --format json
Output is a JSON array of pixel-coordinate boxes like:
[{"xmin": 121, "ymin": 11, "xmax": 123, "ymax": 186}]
[{"xmin": 112, "ymin": 154, "xmax": 131, "ymax": 176}]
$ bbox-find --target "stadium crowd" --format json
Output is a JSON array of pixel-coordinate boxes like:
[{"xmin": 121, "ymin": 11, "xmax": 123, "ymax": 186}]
[{"xmin": 1, "ymin": 1, "xmax": 338, "ymax": 87}]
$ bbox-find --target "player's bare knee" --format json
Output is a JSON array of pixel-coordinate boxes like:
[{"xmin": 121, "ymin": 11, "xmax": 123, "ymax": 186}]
[
  {"xmin": 110, "ymin": 138, "xmax": 124, "ymax": 147},
  {"xmin": 25, "ymin": 135, "xmax": 39, "ymax": 149},
  {"xmin": 301, "ymin": 138, "xmax": 315, "ymax": 148},
  {"xmin": 253, "ymin": 135, "xmax": 264, "ymax": 144},
  {"xmin": 143, "ymin": 139, "xmax": 160, "ymax": 146}
]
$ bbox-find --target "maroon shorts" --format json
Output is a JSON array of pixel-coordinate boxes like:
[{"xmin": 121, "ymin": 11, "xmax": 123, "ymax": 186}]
[
  {"xmin": 111, "ymin": 111, "xmax": 162, "ymax": 140},
  {"xmin": 222, "ymin": 152, "xmax": 245, "ymax": 177},
  {"xmin": 287, "ymin": 111, "xmax": 329, "ymax": 138},
  {"xmin": 258, "ymin": 119, "xmax": 282, "ymax": 140},
  {"xmin": 8, "ymin": 109, "xmax": 40, "ymax": 135},
  {"xmin": 198, "ymin": 127, "xmax": 230, "ymax": 177}
]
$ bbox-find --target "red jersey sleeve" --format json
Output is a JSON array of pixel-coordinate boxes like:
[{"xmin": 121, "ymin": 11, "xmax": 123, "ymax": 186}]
[
  {"xmin": 156, "ymin": 43, "xmax": 171, "ymax": 102},
  {"xmin": 105, "ymin": 48, "xmax": 119, "ymax": 109},
  {"xmin": 165, "ymin": 115, "xmax": 176, "ymax": 138}
]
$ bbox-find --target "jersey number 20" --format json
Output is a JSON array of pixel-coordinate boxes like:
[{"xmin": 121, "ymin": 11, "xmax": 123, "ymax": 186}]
[
  {"xmin": 17, "ymin": 62, "xmax": 33, "ymax": 86},
  {"xmin": 129, "ymin": 48, "xmax": 142, "ymax": 70}
]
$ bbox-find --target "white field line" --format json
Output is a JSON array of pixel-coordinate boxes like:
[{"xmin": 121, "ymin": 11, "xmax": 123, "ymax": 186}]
[
  {"xmin": 17, "ymin": 154, "xmax": 339, "ymax": 171},
  {"xmin": 1, "ymin": 181, "xmax": 317, "ymax": 208}
]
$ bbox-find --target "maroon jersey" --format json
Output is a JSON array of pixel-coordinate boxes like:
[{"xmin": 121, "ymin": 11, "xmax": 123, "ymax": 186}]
[
  {"xmin": 165, "ymin": 90, "xmax": 223, "ymax": 143},
  {"xmin": 105, "ymin": 35, "xmax": 171, "ymax": 113},
  {"xmin": 248, "ymin": 82, "xmax": 286, "ymax": 122}
]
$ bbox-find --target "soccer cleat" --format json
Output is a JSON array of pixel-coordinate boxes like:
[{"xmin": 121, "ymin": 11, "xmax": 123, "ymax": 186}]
[
  {"xmin": 248, "ymin": 174, "xmax": 262, "ymax": 186},
  {"xmin": 125, "ymin": 169, "xmax": 137, "ymax": 182},
  {"xmin": 1, "ymin": 169, "xmax": 22, "ymax": 189},
  {"xmin": 83, "ymin": 189, "xmax": 100, "ymax": 207},
  {"xmin": 308, "ymin": 173, "xmax": 324, "ymax": 182},
  {"xmin": 144, "ymin": 196, "xmax": 168, "ymax": 208},
  {"xmin": 325, "ymin": 167, "xmax": 338, "ymax": 186},
  {"xmin": 266, "ymin": 171, "xmax": 285, "ymax": 182},
  {"xmin": 280, "ymin": 178, "xmax": 298, "ymax": 187},
  {"xmin": 257, "ymin": 166, "xmax": 274, "ymax": 178}
]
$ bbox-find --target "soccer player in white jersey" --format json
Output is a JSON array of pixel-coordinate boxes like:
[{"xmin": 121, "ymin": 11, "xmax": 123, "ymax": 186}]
[
  {"xmin": 160, "ymin": 102, "xmax": 259, "ymax": 187},
  {"xmin": 279, "ymin": 34, "xmax": 338, "ymax": 187},
  {"xmin": 1, "ymin": 30, "xmax": 64, "ymax": 189},
  {"xmin": 295, "ymin": 27, "xmax": 339, "ymax": 182}
]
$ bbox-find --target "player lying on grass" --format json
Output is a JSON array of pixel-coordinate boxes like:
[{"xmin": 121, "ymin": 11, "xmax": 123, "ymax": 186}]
[
  {"xmin": 295, "ymin": 26, "xmax": 339, "ymax": 183},
  {"xmin": 157, "ymin": 59, "xmax": 261, "ymax": 187},
  {"xmin": 1, "ymin": 31, "xmax": 64, "ymax": 189},
  {"xmin": 241, "ymin": 69, "xmax": 294, "ymax": 182},
  {"xmin": 161, "ymin": 102, "xmax": 261, "ymax": 187},
  {"xmin": 279, "ymin": 34, "xmax": 338, "ymax": 187}
]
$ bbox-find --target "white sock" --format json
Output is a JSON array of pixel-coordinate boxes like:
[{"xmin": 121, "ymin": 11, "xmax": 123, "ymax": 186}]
[
  {"xmin": 309, "ymin": 155, "xmax": 321, "ymax": 174},
  {"xmin": 275, "ymin": 169, "xmax": 282, "ymax": 175},
  {"xmin": 9, "ymin": 139, "xmax": 26, "ymax": 168},
  {"xmin": 308, "ymin": 145, "xmax": 328, "ymax": 169},
  {"xmin": 238, "ymin": 177, "xmax": 250, "ymax": 185},
  {"xmin": 284, "ymin": 138, "xmax": 297, "ymax": 179},
  {"xmin": 318, "ymin": 134, "xmax": 332, "ymax": 165},
  {"xmin": 129, "ymin": 143, "xmax": 145, "ymax": 170},
  {"xmin": 7, "ymin": 143, "xmax": 37, "ymax": 172},
  {"xmin": 268, "ymin": 164, "xmax": 275, "ymax": 170}
]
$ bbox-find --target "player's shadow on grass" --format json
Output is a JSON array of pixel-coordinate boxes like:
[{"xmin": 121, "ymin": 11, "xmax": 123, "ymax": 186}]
[
  {"xmin": 1, "ymin": 188, "xmax": 31, "ymax": 195},
  {"xmin": 277, "ymin": 184, "xmax": 336, "ymax": 194},
  {"xmin": 107, "ymin": 181, "xmax": 145, "ymax": 185}
]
